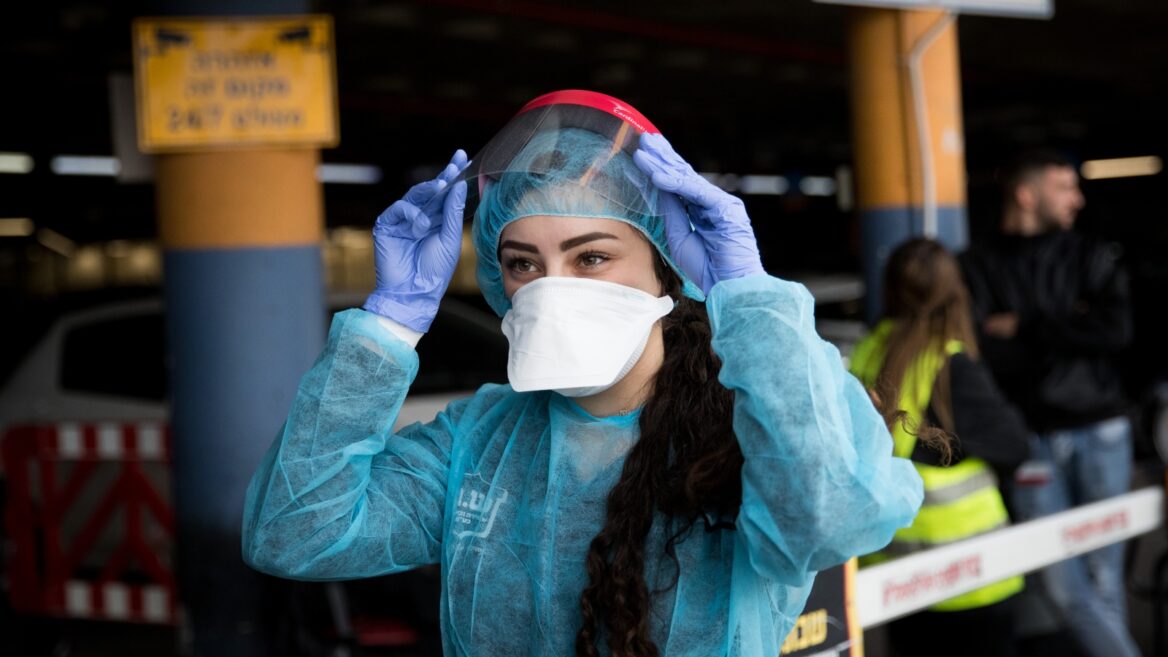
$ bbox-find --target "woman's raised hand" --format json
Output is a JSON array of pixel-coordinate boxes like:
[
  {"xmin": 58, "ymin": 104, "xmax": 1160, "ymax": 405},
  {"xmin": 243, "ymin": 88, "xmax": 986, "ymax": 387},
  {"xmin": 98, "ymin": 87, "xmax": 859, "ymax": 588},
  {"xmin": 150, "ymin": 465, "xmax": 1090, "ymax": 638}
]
[
  {"xmin": 364, "ymin": 149, "xmax": 470, "ymax": 332},
  {"xmin": 633, "ymin": 133, "xmax": 764, "ymax": 295}
]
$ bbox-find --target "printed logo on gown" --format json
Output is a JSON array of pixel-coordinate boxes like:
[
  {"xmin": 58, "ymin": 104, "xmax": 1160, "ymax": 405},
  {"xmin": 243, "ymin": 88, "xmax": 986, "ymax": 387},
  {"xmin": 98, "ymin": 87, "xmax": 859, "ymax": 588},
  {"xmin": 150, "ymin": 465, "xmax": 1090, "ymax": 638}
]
[{"xmin": 453, "ymin": 472, "xmax": 509, "ymax": 540}]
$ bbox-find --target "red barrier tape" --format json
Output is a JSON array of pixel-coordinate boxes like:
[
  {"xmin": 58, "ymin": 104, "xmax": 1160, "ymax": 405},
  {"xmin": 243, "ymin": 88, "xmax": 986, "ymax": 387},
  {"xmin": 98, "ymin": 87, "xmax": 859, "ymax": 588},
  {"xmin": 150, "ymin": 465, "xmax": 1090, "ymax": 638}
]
[{"xmin": 2, "ymin": 424, "xmax": 176, "ymax": 624}]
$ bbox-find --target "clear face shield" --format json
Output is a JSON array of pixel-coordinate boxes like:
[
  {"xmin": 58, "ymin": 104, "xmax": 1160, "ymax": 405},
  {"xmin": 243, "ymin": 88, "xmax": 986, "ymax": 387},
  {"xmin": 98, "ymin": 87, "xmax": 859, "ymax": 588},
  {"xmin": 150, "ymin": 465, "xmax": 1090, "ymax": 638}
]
[
  {"xmin": 467, "ymin": 93, "xmax": 655, "ymax": 217},
  {"xmin": 429, "ymin": 89, "xmax": 702, "ymax": 317}
]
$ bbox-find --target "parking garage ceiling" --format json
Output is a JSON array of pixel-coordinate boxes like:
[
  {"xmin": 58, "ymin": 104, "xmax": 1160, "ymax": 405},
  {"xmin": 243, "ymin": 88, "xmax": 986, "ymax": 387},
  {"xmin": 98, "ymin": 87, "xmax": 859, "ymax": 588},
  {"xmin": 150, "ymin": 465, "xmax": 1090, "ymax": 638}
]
[{"xmin": 1, "ymin": 0, "xmax": 1165, "ymax": 243}]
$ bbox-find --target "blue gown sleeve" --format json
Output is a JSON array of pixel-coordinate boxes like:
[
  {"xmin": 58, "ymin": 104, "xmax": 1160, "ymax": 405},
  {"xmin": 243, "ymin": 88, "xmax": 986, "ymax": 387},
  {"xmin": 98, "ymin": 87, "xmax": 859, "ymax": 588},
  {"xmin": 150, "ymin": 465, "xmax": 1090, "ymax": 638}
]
[
  {"xmin": 707, "ymin": 275, "xmax": 923, "ymax": 587},
  {"xmin": 242, "ymin": 308, "xmax": 461, "ymax": 580}
]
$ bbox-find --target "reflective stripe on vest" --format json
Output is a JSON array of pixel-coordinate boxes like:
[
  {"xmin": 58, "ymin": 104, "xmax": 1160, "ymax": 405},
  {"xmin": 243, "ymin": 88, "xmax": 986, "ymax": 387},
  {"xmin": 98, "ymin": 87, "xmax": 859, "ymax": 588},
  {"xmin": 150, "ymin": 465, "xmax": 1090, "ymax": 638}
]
[
  {"xmin": 923, "ymin": 466, "xmax": 999, "ymax": 506},
  {"xmin": 849, "ymin": 319, "xmax": 1023, "ymax": 611}
]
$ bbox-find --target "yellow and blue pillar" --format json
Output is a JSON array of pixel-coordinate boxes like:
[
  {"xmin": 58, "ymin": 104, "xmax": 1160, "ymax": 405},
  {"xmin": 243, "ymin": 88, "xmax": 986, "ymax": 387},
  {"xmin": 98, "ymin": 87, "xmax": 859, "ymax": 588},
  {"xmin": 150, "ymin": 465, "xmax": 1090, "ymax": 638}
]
[
  {"xmin": 159, "ymin": 114, "xmax": 324, "ymax": 657},
  {"xmin": 148, "ymin": 2, "xmax": 325, "ymax": 654},
  {"xmin": 848, "ymin": 8, "xmax": 968, "ymax": 322}
]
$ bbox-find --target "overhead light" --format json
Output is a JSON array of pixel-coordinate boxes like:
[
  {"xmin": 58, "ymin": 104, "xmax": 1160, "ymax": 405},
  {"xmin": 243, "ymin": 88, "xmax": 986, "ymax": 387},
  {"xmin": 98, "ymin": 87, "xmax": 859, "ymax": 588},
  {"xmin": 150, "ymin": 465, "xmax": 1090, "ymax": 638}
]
[
  {"xmin": 317, "ymin": 163, "xmax": 383, "ymax": 185},
  {"xmin": 700, "ymin": 172, "xmax": 797, "ymax": 196},
  {"xmin": 37, "ymin": 228, "xmax": 77, "ymax": 256},
  {"xmin": 0, "ymin": 218, "xmax": 35, "ymax": 237},
  {"xmin": 697, "ymin": 173, "xmax": 741, "ymax": 193},
  {"xmin": 740, "ymin": 175, "xmax": 790, "ymax": 196},
  {"xmin": 799, "ymin": 176, "xmax": 837, "ymax": 197},
  {"xmin": 329, "ymin": 226, "xmax": 372, "ymax": 248},
  {"xmin": 0, "ymin": 152, "xmax": 34, "ymax": 174},
  {"xmin": 105, "ymin": 240, "xmax": 131, "ymax": 258},
  {"xmin": 1081, "ymin": 156, "xmax": 1162, "ymax": 180},
  {"xmin": 835, "ymin": 165, "xmax": 855, "ymax": 212},
  {"xmin": 51, "ymin": 155, "xmax": 121, "ymax": 176}
]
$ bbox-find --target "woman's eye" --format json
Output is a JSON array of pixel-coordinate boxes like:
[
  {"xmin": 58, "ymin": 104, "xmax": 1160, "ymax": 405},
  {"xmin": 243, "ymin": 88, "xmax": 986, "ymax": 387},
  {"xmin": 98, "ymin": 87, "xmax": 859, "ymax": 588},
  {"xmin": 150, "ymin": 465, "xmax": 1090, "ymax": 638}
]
[
  {"xmin": 578, "ymin": 252, "xmax": 609, "ymax": 268},
  {"xmin": 504, "ymin": 257, "xmax": 536, "ymax": 274}
]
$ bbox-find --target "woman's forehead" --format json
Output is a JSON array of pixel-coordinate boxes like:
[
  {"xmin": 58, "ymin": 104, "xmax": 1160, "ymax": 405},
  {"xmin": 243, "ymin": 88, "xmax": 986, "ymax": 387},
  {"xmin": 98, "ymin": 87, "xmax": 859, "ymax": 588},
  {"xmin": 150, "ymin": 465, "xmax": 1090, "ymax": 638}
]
[{"xmin": 500, "ymin": 215, "xmax": 640, "ymax": 244}]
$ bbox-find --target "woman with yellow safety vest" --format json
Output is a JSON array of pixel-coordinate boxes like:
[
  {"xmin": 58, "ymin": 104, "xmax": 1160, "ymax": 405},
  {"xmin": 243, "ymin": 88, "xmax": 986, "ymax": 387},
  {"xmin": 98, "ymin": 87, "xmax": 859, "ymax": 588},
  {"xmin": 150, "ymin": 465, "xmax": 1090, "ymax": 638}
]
[{"xmin": 850, "ymin": 238, "xmax": 1031, "ymax": 657}]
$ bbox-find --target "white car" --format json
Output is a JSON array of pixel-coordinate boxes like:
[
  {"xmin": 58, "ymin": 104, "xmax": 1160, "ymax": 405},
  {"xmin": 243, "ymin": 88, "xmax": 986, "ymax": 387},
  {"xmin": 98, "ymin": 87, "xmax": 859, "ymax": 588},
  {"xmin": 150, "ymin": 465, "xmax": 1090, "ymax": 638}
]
[
  {"xmin": 0, "ymin": 292, "xmax": 510, "ymax": 625},
  {"xmin": 0, "ymin": 294, "xmax": 509, "ymax": 440}
]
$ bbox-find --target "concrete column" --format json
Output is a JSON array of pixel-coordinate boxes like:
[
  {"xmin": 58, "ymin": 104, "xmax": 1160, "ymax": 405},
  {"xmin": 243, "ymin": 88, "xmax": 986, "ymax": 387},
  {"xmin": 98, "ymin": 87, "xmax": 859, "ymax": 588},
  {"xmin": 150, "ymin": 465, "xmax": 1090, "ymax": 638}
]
[
  {"xmin": 146, "ymin": 2, "xmax": 326, "ymax": 653},
  {"xmin": 158, "ymin": 129, "xmax": 325, "ymax": 657},
  {"xmin": 848, "ymin": 8, "xmax": 968, "ymax": 322}
]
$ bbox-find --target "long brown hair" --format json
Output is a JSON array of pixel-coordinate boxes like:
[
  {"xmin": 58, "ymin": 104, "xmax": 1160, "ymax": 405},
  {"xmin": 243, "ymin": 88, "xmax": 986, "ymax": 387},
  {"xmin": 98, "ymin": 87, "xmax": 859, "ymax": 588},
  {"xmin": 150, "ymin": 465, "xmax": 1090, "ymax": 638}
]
[
  {"xmin": 875, "ymin": 238, "xmax": 979, "ymax": 449},
  {"xmin": 575, "ymin": 254, "xmax": 909, "ymax": 656}
]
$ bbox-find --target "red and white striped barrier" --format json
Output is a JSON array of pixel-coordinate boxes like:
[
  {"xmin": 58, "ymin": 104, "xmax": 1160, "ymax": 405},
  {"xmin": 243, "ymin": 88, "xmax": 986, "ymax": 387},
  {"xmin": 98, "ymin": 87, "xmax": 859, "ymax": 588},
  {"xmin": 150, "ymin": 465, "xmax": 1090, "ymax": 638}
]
[{"xmin": 2, "ymin": 423, "xmax": 177, "ymax": 625}]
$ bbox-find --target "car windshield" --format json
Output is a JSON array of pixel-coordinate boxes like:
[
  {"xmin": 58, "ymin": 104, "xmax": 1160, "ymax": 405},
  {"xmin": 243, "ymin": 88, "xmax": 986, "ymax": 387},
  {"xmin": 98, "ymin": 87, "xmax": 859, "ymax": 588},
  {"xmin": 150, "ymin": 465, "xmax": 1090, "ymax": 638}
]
[{"xmin": 47, "ymin": 295, "xmax": 508, "ymax": 403}]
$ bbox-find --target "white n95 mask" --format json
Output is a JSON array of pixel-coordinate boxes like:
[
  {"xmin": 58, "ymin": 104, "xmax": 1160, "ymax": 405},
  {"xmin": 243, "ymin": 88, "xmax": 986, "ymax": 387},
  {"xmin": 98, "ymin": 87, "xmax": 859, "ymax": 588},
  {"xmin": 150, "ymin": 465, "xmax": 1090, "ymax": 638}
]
[{"xmin": 501, "ymin": 277, "xmax": 675, "ymax": 397}]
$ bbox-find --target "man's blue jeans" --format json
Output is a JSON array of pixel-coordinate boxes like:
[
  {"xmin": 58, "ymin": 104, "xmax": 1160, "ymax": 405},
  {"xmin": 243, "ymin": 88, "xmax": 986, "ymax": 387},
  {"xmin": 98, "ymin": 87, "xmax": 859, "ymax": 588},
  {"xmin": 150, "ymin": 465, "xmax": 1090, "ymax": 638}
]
[{"xmin": 1012, "ymin": 415, "xmax": 1141, "ymax": 657}]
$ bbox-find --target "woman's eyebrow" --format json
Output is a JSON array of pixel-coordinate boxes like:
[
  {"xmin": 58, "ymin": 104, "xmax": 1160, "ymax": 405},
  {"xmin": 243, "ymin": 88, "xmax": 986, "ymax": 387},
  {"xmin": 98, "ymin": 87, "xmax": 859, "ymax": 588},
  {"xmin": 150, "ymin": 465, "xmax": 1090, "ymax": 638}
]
[
  {"xmin": 560, "ymin": 232, "xmax": 619, "ymax": 251},
  {"xmin": 499, "ymin": 240, "xmax": 539, "ymax": 254}
]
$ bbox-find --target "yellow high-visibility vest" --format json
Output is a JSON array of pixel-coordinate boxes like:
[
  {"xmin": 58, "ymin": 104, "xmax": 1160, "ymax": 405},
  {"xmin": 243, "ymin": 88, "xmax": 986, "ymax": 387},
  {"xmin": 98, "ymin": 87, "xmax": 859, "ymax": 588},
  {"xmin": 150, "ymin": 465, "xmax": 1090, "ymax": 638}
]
[{"xmin": 850, "ymin": 320, "xmax": 1023, "ymax": 611}]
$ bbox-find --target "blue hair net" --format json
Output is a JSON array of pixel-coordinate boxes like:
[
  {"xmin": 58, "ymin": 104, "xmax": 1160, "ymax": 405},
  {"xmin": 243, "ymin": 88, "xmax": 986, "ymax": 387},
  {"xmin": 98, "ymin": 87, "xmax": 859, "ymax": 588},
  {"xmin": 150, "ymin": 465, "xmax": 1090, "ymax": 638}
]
[{"xmin": 472, "ymin": 128, "xmax": 704, "ymax": 316}]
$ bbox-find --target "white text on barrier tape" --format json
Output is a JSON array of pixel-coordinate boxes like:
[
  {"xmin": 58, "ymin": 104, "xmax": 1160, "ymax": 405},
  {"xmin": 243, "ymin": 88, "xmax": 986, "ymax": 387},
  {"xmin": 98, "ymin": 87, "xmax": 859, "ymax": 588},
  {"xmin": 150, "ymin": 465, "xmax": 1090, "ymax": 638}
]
[{"xmin": 855, "ymin": 486, "xmax": 1163, "ymax": 627}]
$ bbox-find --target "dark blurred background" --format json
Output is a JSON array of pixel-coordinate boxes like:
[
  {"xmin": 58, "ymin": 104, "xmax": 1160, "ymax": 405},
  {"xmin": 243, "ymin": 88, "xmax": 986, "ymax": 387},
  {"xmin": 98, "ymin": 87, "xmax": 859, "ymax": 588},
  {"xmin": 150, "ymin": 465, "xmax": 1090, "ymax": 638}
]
[
  {"xmin": 0, "ymin": 2, "xmax": 1165, "ymax": 655},
  {"xmin": 1, "ymin": 0, "xmax": 1164, "ymax": 389}
]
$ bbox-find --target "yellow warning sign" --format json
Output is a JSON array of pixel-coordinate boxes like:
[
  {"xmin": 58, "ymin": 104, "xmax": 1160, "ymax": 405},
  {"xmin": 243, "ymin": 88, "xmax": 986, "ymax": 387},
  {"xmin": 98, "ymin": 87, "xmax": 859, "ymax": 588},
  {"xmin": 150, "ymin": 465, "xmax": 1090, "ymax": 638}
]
[{"xmin": 133, "ymin": 15, "xmax": 338, "ymax": 151}]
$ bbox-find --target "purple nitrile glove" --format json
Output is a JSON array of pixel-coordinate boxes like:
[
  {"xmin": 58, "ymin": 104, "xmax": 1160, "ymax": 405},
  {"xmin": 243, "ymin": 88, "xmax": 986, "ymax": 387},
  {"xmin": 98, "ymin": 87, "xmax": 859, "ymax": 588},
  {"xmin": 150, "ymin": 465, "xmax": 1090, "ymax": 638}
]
[
  {"xmin": 364, "ymin": 149, "xmax": 470, "ymax": 333},
  {"xmin": 633, "ymin": 132, "xmax": 764, "ymax": 294}
]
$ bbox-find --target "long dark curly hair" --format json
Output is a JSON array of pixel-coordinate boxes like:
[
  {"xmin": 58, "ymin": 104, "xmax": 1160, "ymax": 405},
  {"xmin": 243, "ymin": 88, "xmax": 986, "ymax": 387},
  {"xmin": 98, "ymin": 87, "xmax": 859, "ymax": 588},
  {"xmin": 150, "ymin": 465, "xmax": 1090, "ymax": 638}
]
[
  {"xmin": 574, "ymin": 255, "xmax": 741, "ymax": 657},
  {"xmin": 572, "ymin": 254, "xmax": 907, "ymax": 656}
]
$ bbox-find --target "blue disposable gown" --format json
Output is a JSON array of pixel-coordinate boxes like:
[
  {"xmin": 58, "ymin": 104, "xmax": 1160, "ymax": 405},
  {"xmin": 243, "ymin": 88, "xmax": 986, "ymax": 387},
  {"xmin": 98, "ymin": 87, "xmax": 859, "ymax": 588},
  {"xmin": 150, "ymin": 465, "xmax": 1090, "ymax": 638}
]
[{"xmin": 243, "ymin": 274, "xmax": 923, "ymax": 656}]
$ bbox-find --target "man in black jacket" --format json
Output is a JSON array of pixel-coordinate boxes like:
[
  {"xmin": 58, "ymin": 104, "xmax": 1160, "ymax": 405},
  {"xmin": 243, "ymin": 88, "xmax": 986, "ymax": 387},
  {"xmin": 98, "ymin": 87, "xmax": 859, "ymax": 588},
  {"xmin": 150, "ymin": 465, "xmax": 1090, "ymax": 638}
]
[{"xmin": 960, "ymin": 150, "xmax": 1139, "ymax": 657}]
